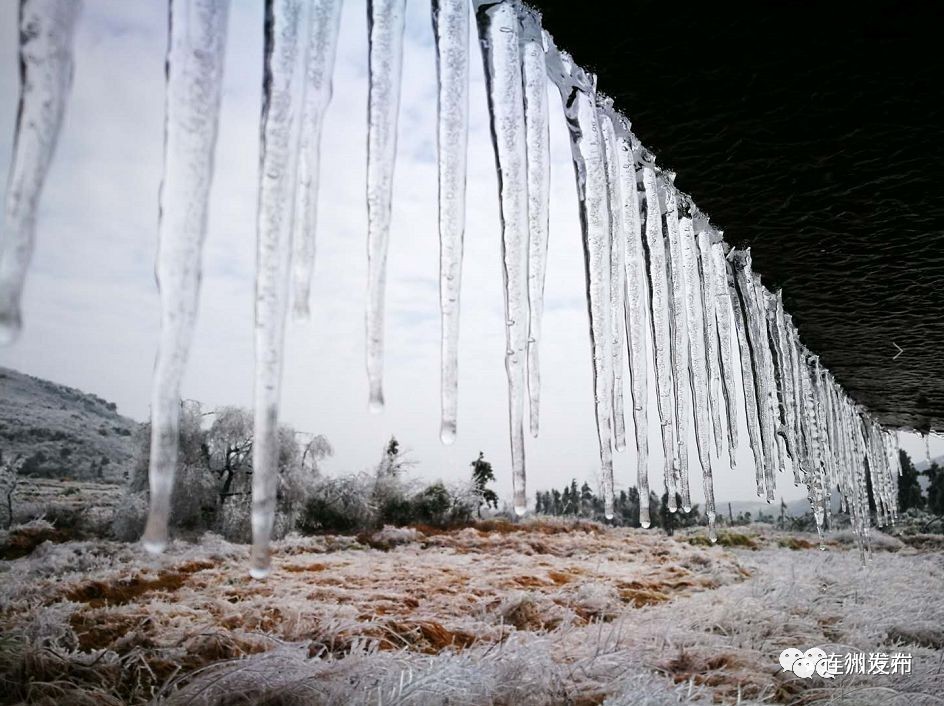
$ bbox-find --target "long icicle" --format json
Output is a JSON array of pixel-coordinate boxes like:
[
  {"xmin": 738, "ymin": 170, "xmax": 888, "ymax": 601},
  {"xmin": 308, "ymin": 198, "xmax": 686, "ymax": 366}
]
[
  {"xmin": 432, "ymin": 0, "xmax": 469, "ymax": 444},
  {"xmin": 142, "ymin": 0, "xmax": 230, "ymax": 554},
  {"xmin": 761, "ymin": 287, "xmax": 790, "ymax": 479},
  {"xmin": 520, "ymin": 8, "xmax": 550, "ymax": 439},
  {"xmin": 664, "ymin": 182, "xmax": 690, "ymax": 510},
  {"xmin": 616, "ymin": 127, "xmax": 651, "ymax": 527},
  {"xmin": 0, "ymin": 0, "xmax": 81, "ymax": 344},
  {"xmin": 709, "ymin": 239, "xmax": 739, "ymax": 467},
  {"xmin": 365, "ymin": 0, "xmax": 407, "ymax": 412},
  {"xmin": 600, "ymin": 106, "xmax": 627, "ymax": 458},
  {"xmin": 476, "ymin": 0, "xmax": 530, "ymax": 515},
  {"xmin": 696, "ymin": 226, "xmax": 724, "ymax": 459},
  {"xmin": 250, "ymin": 0, "xmax": 304, "ymax": 578},
  {"xmin": 785, "ymin": 313, "xmax": 806, "ymax": 482},
  {"xmin": 640, "ymin": 161, "xmax": 677, "ymax": 510},
  {"xmin": 680, "ymin": 214, "xmax": 715, "ymax": 538},
  {"xmin": 290, "ymin": 0, "xmax": 343, "ymax": 318},
  {"xmin": 754, "ymin": 276, "xmax": 784, "ymax": 498},
  {"xmin": 732, "ymin": 250, "xmax": 777, "ymax": 500},
  {"xmin": 772, "ymin": 291, "xmax": 800, "ymax": 470},
  {"xmin": 545, "ymin": 43, "xmax": 614, "ymax": 517},
  {"xmin": 728, "ymin": 249, "xmax": 766, "ymax": 494}
]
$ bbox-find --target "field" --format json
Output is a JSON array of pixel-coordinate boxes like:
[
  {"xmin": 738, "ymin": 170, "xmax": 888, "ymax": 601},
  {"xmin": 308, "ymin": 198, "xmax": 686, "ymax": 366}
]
[{"xmin": 1, "ymin": 512, "xmax": 943, "ymax": 706}]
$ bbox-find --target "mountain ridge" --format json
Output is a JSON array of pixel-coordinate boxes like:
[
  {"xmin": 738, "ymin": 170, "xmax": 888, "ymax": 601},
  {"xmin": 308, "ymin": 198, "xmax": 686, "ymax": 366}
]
[{"xmin": 0, "ymin": 367, "xmax": 139, "ymax": 482}]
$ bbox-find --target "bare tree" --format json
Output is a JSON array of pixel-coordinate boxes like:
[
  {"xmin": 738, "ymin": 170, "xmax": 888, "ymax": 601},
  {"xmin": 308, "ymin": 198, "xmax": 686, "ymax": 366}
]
[{"xmin": 205, "ymin": 406, "xmax": 254, "ymax": 504}]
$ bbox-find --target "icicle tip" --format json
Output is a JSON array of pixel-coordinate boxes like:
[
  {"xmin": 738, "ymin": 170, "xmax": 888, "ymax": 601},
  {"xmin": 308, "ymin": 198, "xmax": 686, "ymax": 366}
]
[
  {"xmin": 440, "ymin": 423, "xmax": 456, "ymax": 446},
  {"xmin": 141, "ymin": 537, "xmax": 167, "ymax": 556},
  {"xmin": 249, "ymin": 565, "xmax": 271, "ymax": 580},
  {"xmin": 0, "ymin": 313, "xmax": 21, "ymax": 346},
  {"xmin": 368, "ymin": 393, "xmax": 384, "ymax": 414}
]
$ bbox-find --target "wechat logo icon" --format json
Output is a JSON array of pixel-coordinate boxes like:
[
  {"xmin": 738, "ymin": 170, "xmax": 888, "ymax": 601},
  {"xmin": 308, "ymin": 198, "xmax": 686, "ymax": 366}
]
[{"xmin": 779, "ymin": 648, "xmax": 838, "ymax": 679}]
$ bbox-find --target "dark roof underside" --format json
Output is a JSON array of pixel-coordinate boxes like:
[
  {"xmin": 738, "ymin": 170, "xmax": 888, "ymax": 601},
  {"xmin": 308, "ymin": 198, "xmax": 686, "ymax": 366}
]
[{"xmin": 534, "ymin": 0, "xmax": 944, "ymax": 432}]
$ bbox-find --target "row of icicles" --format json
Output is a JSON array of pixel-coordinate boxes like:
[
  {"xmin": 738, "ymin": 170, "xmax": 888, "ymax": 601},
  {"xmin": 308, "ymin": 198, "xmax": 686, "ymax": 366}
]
[{"xmin": 0, "ymin": 0, "xmax": 901, "ymax": 576}]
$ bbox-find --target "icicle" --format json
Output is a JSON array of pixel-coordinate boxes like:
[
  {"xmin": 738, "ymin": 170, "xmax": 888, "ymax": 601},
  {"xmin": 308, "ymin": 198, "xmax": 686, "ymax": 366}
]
[
  {"xmin": 616, "ymin": 128, "xmax": 651, "ymax": 528},
  {"xmin": 476, "ymin": 0, "xmax": 531, "ymax": 515},
  {"xmin": 774, "ymin": 294, "xmax": 799, "ymax": 466},
  {"xmin": 709, "ymin": 240, "xmax": 738, "ymax": 466},
  {"xmin": 765, "ymin": 290, "xmax": 794, "ymax": 461},
  {"xmin": 728, "ymin": 250, "xmax": 766, "ymax": 493},
  {"xmin": 432, "ymin": 0, "xmax": 470, "ymax": 444},
  {"xmin": 142, "ymin": 0, "xmax": 230, "ymax": 555},
  {"xmin": 290, "ymin": 0, "xmax": 342, "ymax": 318},
  {"xmin": 785, "ymin": 314, "xmax": 807, "ymax": 479},
  {"xmin": 640, "ymin": 162, "xmax": 677, "ymax": 511},
  {"xmin": 600, "ymin": 107, "xmax": 627, "ymax": 457},
  {"xmin": 752, "ymin": 275, "xmax": 782, "ymax": 499},
  {"xmin": 679, "ymin": 214, "xmax": 715, "ymax": 531},
  {"xmin": 250, "ymin": 0, "xmax": 304, "ymax": 578},
  {"xmin": 520, "ymin": 8, "xmax": 550, "ymax": 439},
  {"xmin": 365, "ymin": 0, "xmax": 407, "ymax": 413},
  {"xmin": 0, "ymin": 0, "xmax": 81, "ymax": 344},
  {"xmin": 663, "ymin": 183, "xmax": 690, "ymax": 511},
  {"xmin": 732, "ymin": 251, "xmax": 777, "ymax": 500},
  {"xmin": 545, "ymin": 42, "xmax": 614, "ymax": 518},
  {"xmin": 696, "ymin": 228, "xmax": 724, "ymax": 459}
]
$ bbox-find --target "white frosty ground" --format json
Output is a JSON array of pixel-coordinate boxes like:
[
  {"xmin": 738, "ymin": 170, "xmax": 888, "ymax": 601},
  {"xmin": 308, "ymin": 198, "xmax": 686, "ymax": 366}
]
[{"xmin": 1, "ymin": 520, "xmax": 942, "ymax": 705}]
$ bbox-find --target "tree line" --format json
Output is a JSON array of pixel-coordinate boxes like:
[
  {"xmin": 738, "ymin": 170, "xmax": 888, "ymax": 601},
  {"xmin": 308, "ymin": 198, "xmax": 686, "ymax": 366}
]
[{"xmin": 895, "ymin": 449, "xmax": 944, "ymax": 516}]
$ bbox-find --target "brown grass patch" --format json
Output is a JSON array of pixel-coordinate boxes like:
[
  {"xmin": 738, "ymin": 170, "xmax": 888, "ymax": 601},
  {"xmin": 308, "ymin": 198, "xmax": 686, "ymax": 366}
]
[
  {"xmin": 69, "ymin": 611, "xmax": 148, "ymax": 651},
  {"xmin": 778, "ymin": 537, "xmax": 816, "ymax": 550},
  {"xmin": 502, "ymin": 598, "xmax": 556, "ymax": 631},
  {"xmin": 547, "ymin": 570, "xmax": 575, "ymax": 585},
  {"xmin": 62, "ymin": 560, "xmax": 214, "ymax": 607},
  {"xmin": 659, "ymin": 648, "xmax": 775, "ymax": 702},
  {"xmin": 618, "ymin": 585, "xmax": 670, "ymax": 606},
  {"xmin": 0, "ymin": 523, "xmax": 73, "ymax": 559},
  {"xmin": 281, "ymin": 562, "xmax": 330, "ymax": 573},
  {"xmin": 64, "ymin": 573, "xmax": 189, "ymax": 607}
]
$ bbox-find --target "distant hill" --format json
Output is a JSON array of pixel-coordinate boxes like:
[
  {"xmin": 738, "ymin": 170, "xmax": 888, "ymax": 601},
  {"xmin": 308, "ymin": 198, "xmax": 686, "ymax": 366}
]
[
  {"xmin": 720, "ymin": 496, "xmax": 825, "ymax": 520},
  {"xmin": 0, "ymin": 367, "xmax": 140, "ymax": 482}
]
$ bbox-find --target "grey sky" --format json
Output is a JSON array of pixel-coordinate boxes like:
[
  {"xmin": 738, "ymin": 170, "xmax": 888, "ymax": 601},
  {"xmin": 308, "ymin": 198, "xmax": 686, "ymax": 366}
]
[{"xmin": 0, "ymin": 1, "xmax": 938, "ymax": 506}]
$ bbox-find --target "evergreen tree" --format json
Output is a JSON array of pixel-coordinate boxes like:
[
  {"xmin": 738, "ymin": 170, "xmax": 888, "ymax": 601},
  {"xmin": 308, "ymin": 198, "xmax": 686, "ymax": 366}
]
[
  {"xmin": 898, "ymin": 449, "xmax": 925, "ymax": 512},
  {"xmin": 470, "ymin": 452, "xmax": 498, "ymax": 517},
  {"xmin": 580, "ymin": 481, "xmax": 593, "ymax": 516},
  {"xmin": 926, "ymin": 462, "xmax": 944, "ymax": 516}
]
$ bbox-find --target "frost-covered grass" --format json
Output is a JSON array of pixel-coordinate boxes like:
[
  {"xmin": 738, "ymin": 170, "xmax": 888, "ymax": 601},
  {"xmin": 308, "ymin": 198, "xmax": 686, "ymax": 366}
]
[{"xmin": 0, "ymin": 519, "xmax": 942, "ymax": 705}]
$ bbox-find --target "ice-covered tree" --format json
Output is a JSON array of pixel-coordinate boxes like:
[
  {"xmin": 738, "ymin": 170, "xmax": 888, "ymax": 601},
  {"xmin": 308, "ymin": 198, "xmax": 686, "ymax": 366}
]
[
  {"xmin": 0, "ymin": 450, "xmax": 24, "ymax": 529},
  {"xmin": 470, "ymin": 452, "xmax": 498, "ymax": 517}
]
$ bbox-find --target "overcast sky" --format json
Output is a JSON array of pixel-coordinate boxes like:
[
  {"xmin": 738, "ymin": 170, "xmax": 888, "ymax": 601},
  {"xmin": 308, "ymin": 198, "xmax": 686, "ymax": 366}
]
[{"xmin": 0, "ymin": 0, "xmax": 939, "ymax": 506}]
